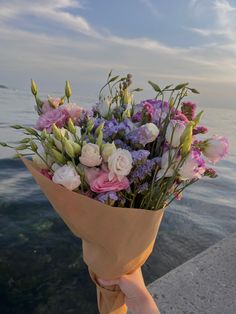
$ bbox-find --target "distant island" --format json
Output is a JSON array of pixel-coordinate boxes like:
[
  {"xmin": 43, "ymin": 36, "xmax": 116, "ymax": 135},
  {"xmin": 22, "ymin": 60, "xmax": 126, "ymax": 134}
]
[{"xmin": 0, "ymin": 84, "xmax": 8, "ymax": 89}]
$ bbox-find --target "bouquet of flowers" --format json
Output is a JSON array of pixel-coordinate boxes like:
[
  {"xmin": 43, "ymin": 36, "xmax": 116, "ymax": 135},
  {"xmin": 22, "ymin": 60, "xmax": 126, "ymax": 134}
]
[{"xmin": 1, "ymin": 72, "xmax": 228, "ymax": 314}]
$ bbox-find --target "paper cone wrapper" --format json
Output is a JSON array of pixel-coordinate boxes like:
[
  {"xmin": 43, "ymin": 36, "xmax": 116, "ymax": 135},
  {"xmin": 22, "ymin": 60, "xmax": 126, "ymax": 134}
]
[{"xmin": 22, "ymin": 158, "xmax": 164, "ymax": 314}]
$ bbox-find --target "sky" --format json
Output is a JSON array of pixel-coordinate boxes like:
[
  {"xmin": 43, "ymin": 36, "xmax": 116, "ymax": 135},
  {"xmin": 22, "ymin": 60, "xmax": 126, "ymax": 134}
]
[{"xmin": 0, "ymin": 0, "xmax": 236, "ymax": 107}]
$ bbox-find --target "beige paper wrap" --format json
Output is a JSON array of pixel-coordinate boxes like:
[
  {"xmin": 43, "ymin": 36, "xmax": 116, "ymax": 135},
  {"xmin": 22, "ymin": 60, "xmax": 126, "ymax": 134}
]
[{"xmin": 22, "ymin": 158, "xmax": 164, "ymax": 314}]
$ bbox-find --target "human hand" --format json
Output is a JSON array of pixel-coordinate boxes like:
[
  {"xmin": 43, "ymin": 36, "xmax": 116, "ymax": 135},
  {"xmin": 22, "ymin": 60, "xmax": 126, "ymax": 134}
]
[{"xmin": 98, "ymin": 268, "xmax": 160, "ymax": 314}]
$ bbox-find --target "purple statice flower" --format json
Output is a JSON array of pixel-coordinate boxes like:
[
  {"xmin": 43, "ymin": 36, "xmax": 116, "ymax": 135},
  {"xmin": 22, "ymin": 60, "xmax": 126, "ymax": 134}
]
[
  {"xmin": 172, "ymin": 109, "xmax": 189, "ymax": 123},
  {"xmin": 94, "ymin": 117, "xmax": 105, "ymax": 129},
  {"xmin": 103, "ymin": 118, "xmax": 119, "ymax": 139},
  {"xmin": 129, "ymin": 157, "xmax": 161, "ymax": 183},
  {"xmin": 127, "ymin": 123, "xmax": 159, "ymax": 146},
  {"xmin": 193, "ymin": 125, "xmax": 208, "ymax": 135},
  {"xmin": 137, "ymin": 182, "xmax": 149, "ymax": 194},
  {"xmin": 114, "ymin": 139, "xmax": 132, "ymax": 151},
  {"xmin": 131, "ymin": 150, "xmax": 150, "ymax": 165},
  {"xmin": 132, "ymin": 111, "xmax": 142, "ymax": 122},
  {"xmin": 95, "ymin": 191, "xmax": 118, "ymax": 205},
  {"xmin": 117, "ymin": 119, "xmax": 134, "ymax": 135},
  {"xmin": 181, "ymin": 101, "xmax": 196, "ymax": 120}
]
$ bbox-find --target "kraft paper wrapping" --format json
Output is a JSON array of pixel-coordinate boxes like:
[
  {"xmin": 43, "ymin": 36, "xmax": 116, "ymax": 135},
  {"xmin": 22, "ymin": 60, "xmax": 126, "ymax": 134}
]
[{"xmin": 22, "ymin": 158, "xmax": 164, "ymax": 314}]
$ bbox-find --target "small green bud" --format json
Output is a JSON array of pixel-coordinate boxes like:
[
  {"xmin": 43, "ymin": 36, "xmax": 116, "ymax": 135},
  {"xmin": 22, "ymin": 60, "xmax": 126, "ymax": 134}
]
[
  {"xmin": 40, "ymin": 129, "xmax": 48, "ymax": 140},
  {"xmin": 51, "ymin": 148, "xmax": 65, "ymax": 164},
  {"xmin": 95, "ymin": 122, "xmax": 105, "ymax": 136},
  {"xmin": 96, "ymin": 130, "xmax": 103, "ymax": 148},
  {"xmin": 25, "ymin": 128, "xmax": 38, "ymax": 136},
  {"xmin": 11, "ymin": 125, "xmax": 23, "ymax": 129},
  {"xmin": 122, "ymin": 109, "xmax": 131, "ymax": 119},
  {"xmin": 123, "ymin": 88, "xmax": 132, "ymax": 104},
  {"xmin": 87, "ymin": 119, "xmax": 95, "ymax": 133},
  {"xmin": 31, "ymin": 79, "xmax": 38, "ymax": 96},
  {"xmin": 101, "ymin": 142, "xmax": 116, "ymax": 162},
  {"xmin": 193, "ymin": 110, "xmax": 204, "ymax": 127},
  {"xmin": 52, "ymin": 123, "xmax": 62, "ymax": 141},
  {"xmin": 65, "ymin": 80, "xmax": 72, "ymax": 100},
  {"xmin": 180, "ymin": 122, "xmax": 194, "ymax": 156},
  {"xmin": 30, "ymin": 141, "xmax": 38, "ymax": 152},
  {"xmin": 72, "ymin": 142, "xmax": 81, "ymax": 155},
  {"xmin": 64, "ymin": 139, "xmax": 75, "ymax": 158},
  {"xmin": 20, "ymin": 138, "xmax": 31, "ymax": 143},
  {"xmin": 68, "ymin": 118, "xmax": 76, "ymax": 134},
  {"xmin": 0, "ymin": 142, "xmax": 8, "ymax": 147},
  {"xmin": 16, "ymin": 144, "xmax": 28, "ymax": 150}
]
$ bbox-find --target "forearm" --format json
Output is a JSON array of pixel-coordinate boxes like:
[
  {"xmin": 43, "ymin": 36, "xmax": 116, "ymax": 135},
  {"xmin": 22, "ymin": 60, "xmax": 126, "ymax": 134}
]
[{"xmin": 128, "ymin": 290, "xmax": 160, "ymax": 314}]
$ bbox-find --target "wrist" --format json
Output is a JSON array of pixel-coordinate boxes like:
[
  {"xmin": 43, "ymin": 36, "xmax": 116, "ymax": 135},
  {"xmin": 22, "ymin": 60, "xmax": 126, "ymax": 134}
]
[{"xmin": 127, "ymin": 289, "xmax": 159, "ymax": 314}]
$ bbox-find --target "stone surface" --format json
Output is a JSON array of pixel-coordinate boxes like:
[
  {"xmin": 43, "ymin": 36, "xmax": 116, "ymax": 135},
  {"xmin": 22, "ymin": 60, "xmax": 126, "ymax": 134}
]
[{"xmin": 129, "ymin": 232, "xmax": 236, "ymax": 313}]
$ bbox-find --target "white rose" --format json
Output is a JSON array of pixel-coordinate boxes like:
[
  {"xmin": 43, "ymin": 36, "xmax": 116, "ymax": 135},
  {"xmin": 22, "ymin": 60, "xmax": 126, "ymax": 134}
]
[
  {"xmin": 52, "ymin": 165, "xmax": 81, "ymax": 190},
  {"xmin": 108, "ymin": 148, "xmax": 132, "ymax": 181},
  {"xmin": 79, "ymin": 143, "xmax": 102, "ymax": 167},
  {"xmin": 166, "ymin": 120, "xmax": 186, "ymax": 147}
]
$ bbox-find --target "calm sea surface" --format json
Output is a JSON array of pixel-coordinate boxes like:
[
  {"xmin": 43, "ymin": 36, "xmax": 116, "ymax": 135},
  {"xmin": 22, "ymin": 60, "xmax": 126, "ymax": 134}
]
[{"xmin": 0, "ymin": 88, "xmax": 236, "ymax": 313}]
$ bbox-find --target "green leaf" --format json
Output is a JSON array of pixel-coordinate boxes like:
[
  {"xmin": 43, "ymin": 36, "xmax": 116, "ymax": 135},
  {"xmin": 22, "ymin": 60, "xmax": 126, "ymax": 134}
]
[
  {"xmin": 148, "ymin": 81, "xmax": 162, "ymax": 93},
  {"xmin": 174, "ymin": 83, "xmax": 189, "ymax": 90},
  {"xmin": 108, "ymin": 75, "xmax": 119, "ymax": 84},
  {"xmin": 11, "ymin": 125, "xmax": 23, "ymax": 129},
  {"xmin": 132, "ymin": 88, "xmax": 143, "ymax": 92},
  {"xmin": 188, "ymin": 88, "xmax": 200, "ymax": 94},
  {"xmin": 0, "ymin": 142, "xmax": 8, "ymax": 147}
]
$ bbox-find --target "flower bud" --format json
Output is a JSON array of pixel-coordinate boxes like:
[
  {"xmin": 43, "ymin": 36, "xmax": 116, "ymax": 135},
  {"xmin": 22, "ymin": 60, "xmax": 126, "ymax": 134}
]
[
  {"xmin": 31, "ymin": 79, "xmax": 38, "ymax": 96},
  {"xmin": 96, "ymin": 130, "xmax": 103, "ymax": 148},
  {"xmin": 95, "ymin": 122, "xmax": 105, "ymax": 136},
  {"xmin": 52, "ymin": 123, "xmax": 62, "ymax": 141},
  {"xmin": 123, "ymin": 88, "xmax": 132, "ymax": 104},
  {"xmin": 30, "ymin": 141, "xmax": 38, "ymax": 152},
  {"xmin": 65, "ymin": 80, "xmax": 72, "ymax": 100},
  {"xmin": 67, "ymin": 118, "xmax": 76, "ymax": 135},
  {"xmin": 63, "ymin": 138, "xmax": 75, "ymax": 158},
  {"xmin": 16, "ymin": 144, "xmax": 28, "ymax": 150},
  {"xmin": 51, "ymin": 148, "xmax": 65, "ymax": 164},
  {"xmin": 25, "ymin": 128, "xmax": 38, "ymax": 136},
  {"xmin": 101, "ymin": 142, "xmax": 116, "ymax": 162},
  {"xmin": 180, "ymin": 122, "xmax": 194, "ymax": 156},
  {"xmin": 72, "ymin": 142, "xmax": 81, "ymax": 155}
]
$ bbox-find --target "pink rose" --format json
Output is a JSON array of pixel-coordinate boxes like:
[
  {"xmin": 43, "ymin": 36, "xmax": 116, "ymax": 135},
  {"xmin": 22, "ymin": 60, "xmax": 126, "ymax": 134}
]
[
  {"xmin": 90, "ymin": 170, "xmax": 129, "ymax": 193},
  {"xmin": 36, "ymin": 108, "xmax": 68, "ymax": 132},
  {"xmin": 62, "ymin": 103, "xmax": 84, "ymax": 122},
  {"xmin": 203, "ymin": 135, "xmax": 229, "ymax": 164}
]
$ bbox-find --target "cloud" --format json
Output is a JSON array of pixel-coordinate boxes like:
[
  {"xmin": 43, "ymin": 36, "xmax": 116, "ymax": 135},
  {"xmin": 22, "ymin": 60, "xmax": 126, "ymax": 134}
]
[{"xmin": 139, "ymin": 0, "xmax": 160, "ymax": 17}]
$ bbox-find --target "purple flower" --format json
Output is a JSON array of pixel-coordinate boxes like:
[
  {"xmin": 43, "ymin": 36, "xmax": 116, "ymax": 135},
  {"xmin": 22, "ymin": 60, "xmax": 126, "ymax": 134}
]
[
  {"xmin": 127, "ymin": 123, "xmax": 159, "ymax": 146},
  {"xmin": 129, "ymin": 157, "xmax": 161, "ymax": 183},
  {"xmin": 36, "ymin": 108, "xmax": 68, "ymax": 132},
  {"xmin": 95, "ymin": 191, "xmax": 118, "ymax": 205},
  {"xmin": 193, "ymin": 125, "xmax": 208, "ymax": 135},
  {"xmin": 103, "ymin": 119, "xmax": 119, "ymax": 139},
  {"xmin": 137, "ymin": 182, "xmax": 149, "ymax": 194},
  {"xmin": 181, "ymin": 102, "xmax": 196, "ymax": 120},
  {"xmin": 114, "ymin": 139, "xmax": 132, "ymax": 151},
  {"xmin": 131, "ymin": 150, "xmax": 150, "ymax": 165}
]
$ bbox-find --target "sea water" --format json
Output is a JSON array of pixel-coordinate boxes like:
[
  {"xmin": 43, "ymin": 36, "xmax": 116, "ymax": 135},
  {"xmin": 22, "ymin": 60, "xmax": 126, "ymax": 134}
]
[{"xmin": 0, "ymin": 88, "xmax": 235, "ymax": 313}]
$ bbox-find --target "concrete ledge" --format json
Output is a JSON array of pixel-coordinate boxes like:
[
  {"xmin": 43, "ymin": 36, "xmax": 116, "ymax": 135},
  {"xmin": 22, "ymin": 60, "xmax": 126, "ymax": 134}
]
[{"xmin": 146, "ymin": 232, "xmax": 236, "ymax": 314}]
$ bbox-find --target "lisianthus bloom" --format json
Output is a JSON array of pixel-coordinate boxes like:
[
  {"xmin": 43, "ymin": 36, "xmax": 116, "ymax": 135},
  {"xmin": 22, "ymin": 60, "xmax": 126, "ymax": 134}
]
[
  {"xmin": 79, "ymin": 143, "xmax": 102, "ymax": 167},
  {"xmin": 128, "ymin": 123, "xmax": 159, "ymax": 146},
  {"xmin": 42, "ymin": 98, "xmax": 61, "ymax": 113},
  {"xmin": 179, "ymin": 150, "xmax": 205, "ymax": 180},
  {"xmin": 96, "ymin": 96, "xmax": 112, "ymax": 117},
  {"xmin": 62, "ymin": 103, "xmax": 84, "ymax": 123},
  {"xmin": 90, "ymin": 171, "xmax": 129, "ymax": 193},
  {"xmin": 202, "ymin": 135, "xmax": 229, "ymax": 164},
  {"xmin": 108, "ymin": 148, "xmax": 132, "ymax": 181},
  {"xmin": 36, "ymin": 108, "xmax": 68, "ymax": 132},
  {"xmin": 165, "ymin": 120, "xmax": 186, "ymax": 147},
  {"xmin": 52, "ymin": 164, "xmax": 81, "ymax": 190}
]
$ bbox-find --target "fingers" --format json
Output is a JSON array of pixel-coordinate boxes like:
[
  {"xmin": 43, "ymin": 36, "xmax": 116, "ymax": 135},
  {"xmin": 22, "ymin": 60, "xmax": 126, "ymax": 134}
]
[{"xmin": 97, "ymin": 278, "xmax": 120, "ymax": 286}]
